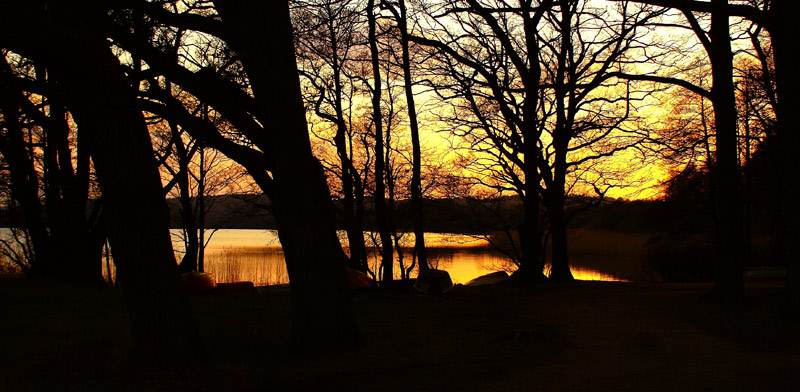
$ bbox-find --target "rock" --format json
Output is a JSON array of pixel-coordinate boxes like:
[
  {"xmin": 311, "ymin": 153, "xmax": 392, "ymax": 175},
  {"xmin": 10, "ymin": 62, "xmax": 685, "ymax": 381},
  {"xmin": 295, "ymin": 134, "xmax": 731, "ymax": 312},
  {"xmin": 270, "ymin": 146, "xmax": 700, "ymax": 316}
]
[
  {"xmin": 182, "ymin": 271, "xmax": 216, "ymax": 293},
  {"xmin": 465, "ymin": 271, "xmax": 508, "ymax": 286},
  {"xmin": 414, "ymin": 269, "xmax": 453, "ymax": 295},
  {"xmin": 345, "ymin": 266, "xmax": 376, "ymax": 291}
]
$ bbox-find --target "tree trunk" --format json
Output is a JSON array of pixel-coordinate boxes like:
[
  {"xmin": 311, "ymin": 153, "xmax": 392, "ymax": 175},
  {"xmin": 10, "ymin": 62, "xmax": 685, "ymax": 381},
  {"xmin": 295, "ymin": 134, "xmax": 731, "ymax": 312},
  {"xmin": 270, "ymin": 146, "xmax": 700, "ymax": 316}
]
[
  {"xmin": 709, "ymin": 0, "xmax": 744, "ymax": 299},
  {"xmin": 366, "ymin": 0, "xmax": 395, "ymax": 283},
  {"xmin": 515, "ymin": 183, "xmax": 546, "ymax": 282},
  {"xmin": 396, "ymin": 0, "xmax": 429, "ymax": 272},
  {"xmin": 45, "ymin": 100, "xmax": 104, "ymax": 283},
  {"xmin": 547, "ymin": 1, "xmax": 575, "ymax": 282},
  {"xmin": 330, "ymin": 40, "xmax": 367, "ymax": 272},
  {"xmin": 547, "ymin": 192, "xmax": 573, "ymax": 281},
  {"xmin": 354, "ymin": 174, "xmax": 369, "ymax": 272},
  {"xmin": 213, "ymin": 0, "xmax": 359, "ymax": 350},
  {"xmin": 769, "ymin": 0, "xmax": 800, "ymax": 314},
  {"xmin": 171, "ymin": 121, "xmax": 199, "ymax": 273},
  {"xmin": 510, "ymin": 4, "xmax": 547, "ymax": 283}
]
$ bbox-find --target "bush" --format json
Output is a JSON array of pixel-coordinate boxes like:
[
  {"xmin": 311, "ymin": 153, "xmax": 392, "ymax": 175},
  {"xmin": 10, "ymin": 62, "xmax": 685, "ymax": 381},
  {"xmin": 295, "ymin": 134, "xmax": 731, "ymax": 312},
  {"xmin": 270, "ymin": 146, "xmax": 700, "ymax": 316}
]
[{"xmin": 644, "ymin": 233, "xmax": 714, "ymax": 282}]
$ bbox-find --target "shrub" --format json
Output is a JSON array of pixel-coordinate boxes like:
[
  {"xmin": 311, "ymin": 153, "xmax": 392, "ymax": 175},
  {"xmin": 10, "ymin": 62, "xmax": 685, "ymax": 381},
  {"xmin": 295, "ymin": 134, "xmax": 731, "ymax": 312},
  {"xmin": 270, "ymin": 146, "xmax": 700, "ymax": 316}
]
[{"xmin": 644, "ymin": 233, "xmax": 714, "ymax": 282}]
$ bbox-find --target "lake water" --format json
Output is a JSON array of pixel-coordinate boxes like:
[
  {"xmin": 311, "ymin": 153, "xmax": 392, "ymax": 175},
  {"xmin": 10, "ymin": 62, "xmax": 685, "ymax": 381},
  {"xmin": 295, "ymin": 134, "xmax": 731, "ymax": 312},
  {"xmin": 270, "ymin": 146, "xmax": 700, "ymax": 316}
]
[
  {"xmin": 1, "ymin": 228, "xmax": 634, "ymax": 285},
  {"xmin": 179, "ymin": 229, "xmax": 632, "ymax": 285}
]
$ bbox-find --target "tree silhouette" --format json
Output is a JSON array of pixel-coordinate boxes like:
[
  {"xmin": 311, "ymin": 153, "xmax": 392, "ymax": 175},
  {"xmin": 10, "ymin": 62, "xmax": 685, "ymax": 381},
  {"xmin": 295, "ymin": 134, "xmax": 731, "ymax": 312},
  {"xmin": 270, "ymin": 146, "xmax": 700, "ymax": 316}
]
[
  {"xmin": 382, "ymin": 0, "xmax": 431, "ymax": 272},
  {"xmin": 407, "ymin": 0, "xmax": 659, "ymax": 281},
  {"xmin": 0, "ymin": 1, "xmax": 203, "ymax": 361},
  {"xmin": 110, "ymin": 0, "xmax": 359, "ymax": 349},
  {"xmin": 293, "ymin": 0, "xmax": 371, "ymax": 273}
]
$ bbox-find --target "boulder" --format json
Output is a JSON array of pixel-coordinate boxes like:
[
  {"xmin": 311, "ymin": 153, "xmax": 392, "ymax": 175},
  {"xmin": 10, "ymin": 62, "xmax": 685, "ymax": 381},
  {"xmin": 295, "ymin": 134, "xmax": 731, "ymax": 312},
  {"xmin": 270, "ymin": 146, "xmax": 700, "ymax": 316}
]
[
  {"xmin": 414, "ymin": 269, "xmax": 453, "ymax": 295},
  {"xmin": 182, "ymin": 271, "xmax": 216, "ymax": 293},
  {"xmin": 346, "ymin": 266, "xmax": 376, "ymax": 291},
  {"xmin": 465, "ymin": 271, "xmax": 508, "ymax": 286}
]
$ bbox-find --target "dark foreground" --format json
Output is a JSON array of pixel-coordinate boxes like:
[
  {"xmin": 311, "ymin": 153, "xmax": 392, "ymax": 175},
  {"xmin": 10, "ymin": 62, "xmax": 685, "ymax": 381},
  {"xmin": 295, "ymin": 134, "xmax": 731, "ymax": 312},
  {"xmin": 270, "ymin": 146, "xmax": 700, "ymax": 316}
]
[{"xmin": 1, "ymin": 277, "xmax": 798, "ymax": 391}]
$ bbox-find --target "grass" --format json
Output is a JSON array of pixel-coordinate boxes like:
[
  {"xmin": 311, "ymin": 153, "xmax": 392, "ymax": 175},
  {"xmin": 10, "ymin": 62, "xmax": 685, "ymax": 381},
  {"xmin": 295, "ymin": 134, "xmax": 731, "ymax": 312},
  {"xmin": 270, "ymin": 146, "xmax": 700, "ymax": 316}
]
[{"xmin": 1, "ymin": 275, "xmax": 799, "ymax": 391}]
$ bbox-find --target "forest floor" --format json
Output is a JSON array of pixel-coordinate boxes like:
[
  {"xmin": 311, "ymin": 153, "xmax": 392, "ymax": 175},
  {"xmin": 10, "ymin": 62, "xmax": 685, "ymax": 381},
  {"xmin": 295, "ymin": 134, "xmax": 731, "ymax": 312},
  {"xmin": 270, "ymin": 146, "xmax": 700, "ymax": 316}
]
[{"xmin": 1, "ymin": 275, "xmax": 799, "ymax": 391}]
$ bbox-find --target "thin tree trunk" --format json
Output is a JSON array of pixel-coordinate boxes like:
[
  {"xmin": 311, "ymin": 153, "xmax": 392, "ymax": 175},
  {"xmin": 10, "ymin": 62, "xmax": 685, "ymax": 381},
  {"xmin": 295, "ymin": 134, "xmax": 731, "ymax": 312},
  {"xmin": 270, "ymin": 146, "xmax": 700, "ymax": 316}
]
[
  {"xmin": 328, "ymin": 24, "xmax": 367, "ymax": 273},
  {"xmin": 171, "ymin": 119, "xmax": 199, "ymax": 273},
  {"xmin": 366, "ymin": 0, "xmax": 395, "ymax": 283},
  {"xmin": 197, "ymin": 142, "xmax": 206, "ymax": 273},
  {"xmin": 396, "ymin": 0, "xmax": 429, "ymax": 271}
]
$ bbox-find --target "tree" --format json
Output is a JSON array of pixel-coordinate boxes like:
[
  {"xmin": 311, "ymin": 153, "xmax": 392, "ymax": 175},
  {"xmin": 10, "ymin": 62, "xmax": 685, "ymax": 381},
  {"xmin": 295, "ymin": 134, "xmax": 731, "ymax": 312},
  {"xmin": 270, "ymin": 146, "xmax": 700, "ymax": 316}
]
[
  {"xmin": 407, "ymin": 0, "xmax": 553, "ymax": 281},
  {"xmin": 293, "ymin": 0, "xmax": 371, "ymax": 273},
  {"xmin": 0, "ymin": 1, "xmax": 202, "ymax": 361},
  {"xmin": 409, "ymin": 0, "xmax": 659, "ymax": 281},
  {"xmin": 0, "ymin": 53, "xmax": 108, "ymax": 283},
  {"xmin": 382, "ymin": 0, "xmax": 431, "ymax": 271},
  {"xmin": 110, "ymin": 0, "xmax": 359, "ymax": 349},
  {"xmin": 609, "ymin": 0, "xmax": 749, "ymax": 298},
  {"xmin": 613, "ymin": 0, "xmax": 800, "ymax": 310},
  {"xmin": 366, "ymin": 0, "xmax": 397, "ymax": 282}
]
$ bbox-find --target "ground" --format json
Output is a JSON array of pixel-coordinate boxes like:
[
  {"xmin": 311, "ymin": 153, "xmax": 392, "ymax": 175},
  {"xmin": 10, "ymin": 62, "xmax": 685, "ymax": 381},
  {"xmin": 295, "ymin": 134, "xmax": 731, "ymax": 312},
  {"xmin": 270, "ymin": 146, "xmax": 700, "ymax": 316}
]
[{"xmin": 1, "ymin": 277, "xmax": 798, "ymax": 391}]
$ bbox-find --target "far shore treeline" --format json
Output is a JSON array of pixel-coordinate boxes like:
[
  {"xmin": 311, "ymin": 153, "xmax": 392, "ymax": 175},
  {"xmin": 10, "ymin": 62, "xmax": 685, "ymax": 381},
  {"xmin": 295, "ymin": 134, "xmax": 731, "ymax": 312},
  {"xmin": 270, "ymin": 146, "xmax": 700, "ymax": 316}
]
[{"xmin": 0, "ymin": 194, "xmax": 695, "ymax": 233}]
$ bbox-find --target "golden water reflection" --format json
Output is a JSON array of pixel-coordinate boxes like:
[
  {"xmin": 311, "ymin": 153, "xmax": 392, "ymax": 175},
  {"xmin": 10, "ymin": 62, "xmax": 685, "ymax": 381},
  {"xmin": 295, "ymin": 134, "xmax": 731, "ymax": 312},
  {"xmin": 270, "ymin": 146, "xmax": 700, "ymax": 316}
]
[{"xmin": 193, "ymin": 230, "xmax": 631, "ymax": 285}]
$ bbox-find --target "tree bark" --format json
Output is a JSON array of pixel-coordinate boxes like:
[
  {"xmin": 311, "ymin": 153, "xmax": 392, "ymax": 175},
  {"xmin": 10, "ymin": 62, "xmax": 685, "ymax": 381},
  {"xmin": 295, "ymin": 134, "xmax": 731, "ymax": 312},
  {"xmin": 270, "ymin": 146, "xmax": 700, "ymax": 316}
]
[
  {"xmin": 170, "ymin": 120, "xmax": 199, "ymax": 273},
  {"xmin": 708, "ymin": 0, "xmax": 744, "ymax": 299},
  {"xmin": 769, "ymin": 0, "xmax": 800, "ymax": 314},
  {"xmin": 366, "ymin": 0, "xmax": 395, "ymax": 282},
  {"xmin": 395, "ymin": 0, "xmax": 429, "ymax": 271},
  {"xmin": 213, "ymin": 0, "xmax": 359, "ymax": 350},
  {"xmin": 327, "ymin": 20, "xmax": 368, "ymax": 273},
  {"xmin": 547, "ymin": 0, "xmax": 576, "ymax": 282},
  {"xmin": 513, "ymin": 3, "xmax": 549, "ymax": 282}
]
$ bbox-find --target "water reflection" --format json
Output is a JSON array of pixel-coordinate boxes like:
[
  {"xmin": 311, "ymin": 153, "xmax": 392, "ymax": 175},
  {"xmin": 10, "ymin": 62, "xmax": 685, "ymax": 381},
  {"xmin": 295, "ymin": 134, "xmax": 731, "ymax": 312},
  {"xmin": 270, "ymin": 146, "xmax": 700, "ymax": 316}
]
[
  {"xmin": 190, "ymin": 229, "xmax": 630, "ymax": 285},
  {"xmin": 3, "ymin": 228, "xmax": 635, "ymax": 284}
]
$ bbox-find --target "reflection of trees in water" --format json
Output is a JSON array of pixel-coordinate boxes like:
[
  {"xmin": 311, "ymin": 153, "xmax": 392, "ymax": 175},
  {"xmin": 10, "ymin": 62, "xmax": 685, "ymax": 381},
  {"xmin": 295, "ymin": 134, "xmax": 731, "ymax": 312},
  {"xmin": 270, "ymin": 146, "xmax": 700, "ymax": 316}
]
[{"xmin": 199, "ymin": 236, "xmax": 632, "ymax": 285}]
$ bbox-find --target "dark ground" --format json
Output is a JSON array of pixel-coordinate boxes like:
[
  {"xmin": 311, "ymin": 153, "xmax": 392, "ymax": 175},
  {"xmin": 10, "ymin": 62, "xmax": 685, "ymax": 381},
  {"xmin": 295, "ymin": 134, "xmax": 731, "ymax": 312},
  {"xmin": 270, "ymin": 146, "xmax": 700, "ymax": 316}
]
[{"xmin": 1, "ymin": 276, "xmax": 798, "ymax": 391}]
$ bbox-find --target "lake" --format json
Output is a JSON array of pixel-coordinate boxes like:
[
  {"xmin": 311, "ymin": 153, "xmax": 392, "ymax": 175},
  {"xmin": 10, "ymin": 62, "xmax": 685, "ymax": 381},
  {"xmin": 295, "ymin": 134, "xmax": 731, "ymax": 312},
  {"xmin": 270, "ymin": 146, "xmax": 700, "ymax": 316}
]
[
  {"xmin": 1, "ymin": 228, "xmax": 637, "ymax": 284},
  {"xmin": 175, "ymin": 229, "xmax": 634, "ymax": 285}
]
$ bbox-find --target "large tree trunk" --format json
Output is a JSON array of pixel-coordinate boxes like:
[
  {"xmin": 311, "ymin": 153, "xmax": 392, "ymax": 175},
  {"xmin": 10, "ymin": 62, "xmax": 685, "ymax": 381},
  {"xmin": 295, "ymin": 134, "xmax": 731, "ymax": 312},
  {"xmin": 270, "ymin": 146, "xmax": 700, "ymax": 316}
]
[
  {"xmin": 510, "ymin": 4, "xmax": 548, "ymax": 284},
  {"xmin": 44, "ymin": 100, "xmax": 104, "ymax": 283},
  {"xmin": 547, "ymin": 191, "xmax": 573, "ymax": 281},
  {"xmin": 514, "ymin": 180, "xmax": 546, "ymax": 282},
  {"xmin": 769, "ymin": 1, "xmax": 800, "ymax": 314},
  {"xmin": 213, "ymin": 0, "xmax": 359, "ymax": 350},
  {"xmin": 547, "ymin": 1, "xmax": 575, "ymax": 282},
  {"xmin": 709, "ymin": 0, "xmax": 744, "ymax": 299}
]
